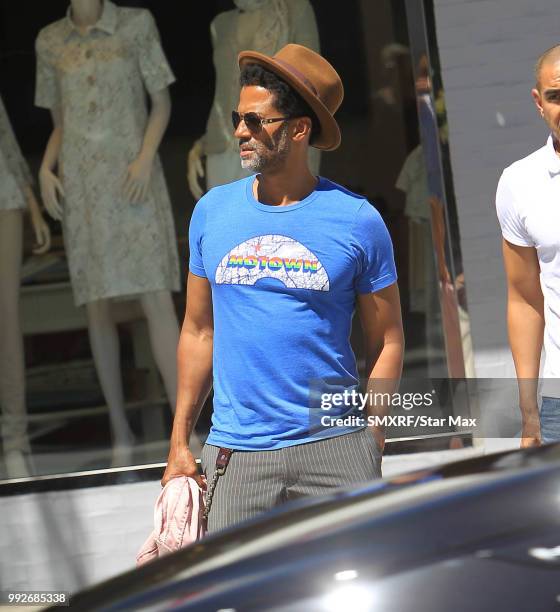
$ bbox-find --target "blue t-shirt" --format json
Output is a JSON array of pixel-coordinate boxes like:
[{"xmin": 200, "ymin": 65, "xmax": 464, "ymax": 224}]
[{"xmin": 189, "ymin": 175, "xmax": 397, "ymax": 450}]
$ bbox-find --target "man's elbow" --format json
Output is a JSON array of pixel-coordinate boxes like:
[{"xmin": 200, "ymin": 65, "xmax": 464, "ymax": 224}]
[
  {"xmin": 183, "ymin": 325, "xmax": 213, "ymax": 344},
  {"xmin": 180, "ymin": 317, "xmax": 214, "ymax": 343},
  {"xmin": 386, "ymin": 321, "xmax": 405, "ymax": 351}
]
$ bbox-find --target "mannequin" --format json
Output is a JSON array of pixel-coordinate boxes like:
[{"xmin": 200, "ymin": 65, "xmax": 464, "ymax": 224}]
[
  {"xmin": 35, "ymin": 0, "xmax": 200, "ymax": 464},
  {"xmin": 0, "ymin": 95, "xmax": 51, "ymax": 478},
  {"xmin": 188, "ymin": 0, "xmax": 320, "ymax": 199}
]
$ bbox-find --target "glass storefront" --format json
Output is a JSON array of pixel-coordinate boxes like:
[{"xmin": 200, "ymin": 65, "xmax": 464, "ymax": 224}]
[{"xmin": 0, "ymin": 0, "xmax": 473, "ymax": 481}]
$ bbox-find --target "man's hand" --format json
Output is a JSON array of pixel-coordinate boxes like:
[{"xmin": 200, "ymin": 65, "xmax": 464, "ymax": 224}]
[
  {"xmin": 370, "ymin": 425, "xmax": 386, "ymax": 455},
  {"xmin": 520, "ymin": 413, "xmax": 542, "ymax": 448},
  {"xmin": 521, "ymin": 432, "xmax": 542, "ymax": 448},
  {"xmin": 161, "ymin": 445, "xmax": 206, "ymax": 489}
]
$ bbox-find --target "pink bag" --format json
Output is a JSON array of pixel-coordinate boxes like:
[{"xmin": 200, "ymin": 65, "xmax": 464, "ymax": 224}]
[{"xmin": 136, "ymin": 476, "xmax": 206, "ymax": 567}]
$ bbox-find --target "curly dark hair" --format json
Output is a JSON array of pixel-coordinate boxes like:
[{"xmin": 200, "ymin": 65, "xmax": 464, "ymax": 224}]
[{"xmin": 239, "ymin": 63, "xmax": 321, "ymax": 144}]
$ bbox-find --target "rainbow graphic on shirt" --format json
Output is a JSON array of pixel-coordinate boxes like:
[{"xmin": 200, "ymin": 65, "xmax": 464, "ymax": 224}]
[{"xmin": 215, "ymin": 235, "xmax": 329, "ymax": 291}]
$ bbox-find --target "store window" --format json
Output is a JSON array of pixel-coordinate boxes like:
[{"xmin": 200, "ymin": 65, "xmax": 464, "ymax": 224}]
[{"xmin": 0, "ymin": 0, "xmax": 472, "ymax": 481}]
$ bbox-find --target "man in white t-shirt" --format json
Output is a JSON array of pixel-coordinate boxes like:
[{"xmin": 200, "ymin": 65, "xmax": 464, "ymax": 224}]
[{"xmin": 496, "ymin": 45, "xmax": 560, "ymax": 447}]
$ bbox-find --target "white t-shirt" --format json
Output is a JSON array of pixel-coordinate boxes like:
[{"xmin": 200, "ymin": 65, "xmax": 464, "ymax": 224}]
[{"xmin": 496, "ymin": 135, "xmax": 560, "ymax": 381}]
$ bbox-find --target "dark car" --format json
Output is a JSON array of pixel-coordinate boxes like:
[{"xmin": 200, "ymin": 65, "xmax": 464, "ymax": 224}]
[{"xmin": 59, "ymin": 444, "xmax": 560, "ymax": 612}]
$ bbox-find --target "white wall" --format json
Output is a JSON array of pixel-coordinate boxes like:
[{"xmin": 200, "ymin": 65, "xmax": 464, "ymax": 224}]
[
  {"xmin": 0, "ymin": 480, "xmax": 160, "ymax": 594},
  {"xmin": 433, "ymin": 0, "xmax": 556, "ymax": 377}
]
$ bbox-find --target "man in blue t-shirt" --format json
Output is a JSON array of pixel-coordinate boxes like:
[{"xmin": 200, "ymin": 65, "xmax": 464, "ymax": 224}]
[{"xmin": 162, "ymin": 44, "xmax": 404, "ymax": 532}]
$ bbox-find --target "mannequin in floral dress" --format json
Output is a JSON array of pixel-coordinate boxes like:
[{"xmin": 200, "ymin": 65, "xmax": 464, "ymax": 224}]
[{"xmin": 36, "ymin": 0, "xmax": 200, "ymax": 463}]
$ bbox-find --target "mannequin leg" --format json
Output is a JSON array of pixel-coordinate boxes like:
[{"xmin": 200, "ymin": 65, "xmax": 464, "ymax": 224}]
[
  {"xmin": 85, "ymin": 299, "xmax": 134, "ymax": 448},
  {"xmin": 139, "ymin": 291, "xmax": 202, "ymax": 454},
  {"xmin": 0, "ymin": 210, "xmax": 30, "ymax": 477},
  {"xmin": 139, "ymin": 291, "xmax": 180, "ymax": 408}
]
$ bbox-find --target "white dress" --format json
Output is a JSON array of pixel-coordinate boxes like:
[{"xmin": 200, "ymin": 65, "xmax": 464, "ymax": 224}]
[
  {"xmin": 35, "ymin": 0, "xmax": 180, "ymax": 306},
  {"xmin": 204, "ymin": 0, "xmax": 321, "ymax": 188}
]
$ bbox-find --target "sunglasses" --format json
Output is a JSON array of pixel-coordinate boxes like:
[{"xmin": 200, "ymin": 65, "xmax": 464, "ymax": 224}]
[{"xmin": 232, "ymin": 110, "xmax": 292, "ymax": 133}]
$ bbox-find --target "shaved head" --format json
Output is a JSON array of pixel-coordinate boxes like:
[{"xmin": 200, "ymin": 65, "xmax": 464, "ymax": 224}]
[
  {"xmin": 535, "ymin": 45, "xmax": 560, "ymax": 89},
  {"xmin": 532, "ymin": 45, "xmax": 560, "ymax": 143}
]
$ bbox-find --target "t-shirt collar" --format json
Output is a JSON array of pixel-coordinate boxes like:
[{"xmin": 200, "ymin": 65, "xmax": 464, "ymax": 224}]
[
  {"xmin": 545, "ymin": 134, "xmax": 560, "ymax": 176},
  {"xmin": 64, "ymin": 0, "xmax": 117, "ymax": 40}
]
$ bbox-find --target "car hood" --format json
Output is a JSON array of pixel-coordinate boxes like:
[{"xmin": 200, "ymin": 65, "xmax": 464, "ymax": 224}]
[{"xmin": 62, "ymin": 443, "xmax": 560, "ymax": 611}]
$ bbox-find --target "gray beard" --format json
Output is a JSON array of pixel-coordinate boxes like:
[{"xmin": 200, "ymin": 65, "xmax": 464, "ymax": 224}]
[
  {"xmin": 240, "ymin": 125, "xmax": 290, "ymax": 172},
  {"xmin": 241, "ymin": 155, "xmax": 268, "ymax": 172}
]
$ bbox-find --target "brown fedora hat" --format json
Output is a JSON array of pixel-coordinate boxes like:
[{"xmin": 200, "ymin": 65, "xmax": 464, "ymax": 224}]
[{"xmin": 238, "ymin": 44, "xmax": 344, "ymax": 151}]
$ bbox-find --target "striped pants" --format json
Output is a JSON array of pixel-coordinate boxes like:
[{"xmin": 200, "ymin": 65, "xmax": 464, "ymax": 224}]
[{"xmin": 200, "ymin": 428, "xmax": 381, "ymax": 533}]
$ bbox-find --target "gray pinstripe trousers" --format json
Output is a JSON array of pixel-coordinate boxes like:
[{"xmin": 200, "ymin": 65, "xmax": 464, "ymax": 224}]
[{"xmin": 200, "ymin": 428, "xmax": 381, "ymax": 533}]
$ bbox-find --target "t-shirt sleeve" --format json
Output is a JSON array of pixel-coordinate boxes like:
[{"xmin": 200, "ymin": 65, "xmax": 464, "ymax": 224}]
[
  {"xmin": 188, "ymin": 198, "xmax": 208, "ymax": 278},
  {"xmin": 34, "ymin": 33, "xmax": 60, "ymax": 110},
  {"xmin": 352, "ymin": 201, "xmax": 398, "ymax": 294},
  {"xmin": 496, "ymin": 170, "xmax": 533, "ymax": 247},
  {"xmin": 136, "ymin": 10, "xmax": 176, "ymax": 94}
]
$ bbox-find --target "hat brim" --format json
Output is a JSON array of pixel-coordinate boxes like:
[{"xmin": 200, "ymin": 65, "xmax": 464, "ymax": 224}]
[{"xmin": 238, "ymin": 50, "xmax": 341, "ymax": 151}]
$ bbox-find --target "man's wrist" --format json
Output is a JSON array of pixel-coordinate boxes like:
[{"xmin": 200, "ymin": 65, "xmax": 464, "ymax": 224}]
[
  {"xmin": 170, "ymin": 432, "xmax": 190, "ymax": 449},
  {"xmin": 521, "ymin": 408, "xmax": 540, "ymax": 427},
  {"xmin": 519, "ymin": 401, "xmax": 539, "ymax": 414},
  {"xmin": 170, "ymin": 423, "xmax": 195, "ymax": 451}
]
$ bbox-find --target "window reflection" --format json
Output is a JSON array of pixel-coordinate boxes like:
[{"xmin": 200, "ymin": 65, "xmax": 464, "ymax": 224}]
[{"xmin": 0, "ymin": 0, "xmax": 471, "ymax": 480}]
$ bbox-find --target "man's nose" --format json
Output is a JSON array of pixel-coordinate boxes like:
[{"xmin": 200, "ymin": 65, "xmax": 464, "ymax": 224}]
[{"xmin": 234, "ymin": 117, "xmax": 251, "ymax": 139}]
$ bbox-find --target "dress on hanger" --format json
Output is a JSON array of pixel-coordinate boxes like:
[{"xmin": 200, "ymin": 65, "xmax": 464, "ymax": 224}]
[{"xmin": 35, "ymin": 0, "xmax": 180, "ymax": 306}]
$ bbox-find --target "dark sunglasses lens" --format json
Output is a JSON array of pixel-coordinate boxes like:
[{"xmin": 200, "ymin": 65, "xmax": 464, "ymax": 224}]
[
  {"xmin": 244, "ymin": 113, "xmax": 261, "ymax": 132},
  {"xmin": 232, "ymin": 111, "xmax": 261, "ymax": 132}
]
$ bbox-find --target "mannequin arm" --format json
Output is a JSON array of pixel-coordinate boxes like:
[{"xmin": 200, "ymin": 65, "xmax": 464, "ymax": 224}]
[
  {"xmin": 123, "ymin": 87, "xmax": 171, "ymax": 204},
  {"xmin": 23, "ymin": 185, "xmax": 51, "ymax": 254},
  {"xmin": 187, "ymin": 138, "xmax": 205, "ymax": 201},
  {"xmin": 39, "ymin": 108, "xmax": 65, "ymax": 221}
]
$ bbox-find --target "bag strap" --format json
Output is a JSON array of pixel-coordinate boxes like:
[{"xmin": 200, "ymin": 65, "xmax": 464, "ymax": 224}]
[{"xmin": 203, "ymin": 447, "xmax": 233, "ymax": 521}]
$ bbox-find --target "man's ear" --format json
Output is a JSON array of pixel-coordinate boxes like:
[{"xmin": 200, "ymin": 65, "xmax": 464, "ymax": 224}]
[
  {"xmin": 292, "ymin": 117, "xmax": 312, "ymax": 143},
  {"xmin": 532, "ymin": 87, "xmax": 544, "ymax": 117}
]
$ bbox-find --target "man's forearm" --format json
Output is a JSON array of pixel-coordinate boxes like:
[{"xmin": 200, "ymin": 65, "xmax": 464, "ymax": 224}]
[
  {"xmin": 508, "ymin": 300, "xmax": 544, "ymax": 378},
  {"xmin": 170, "ymin": 325, "xmax": 213, "ymax": 451},
  {"xmin": 365, "ymin": 338, "xmax": 404, "ymax": 419},
  {"xmin": 508, "ymin": 298, "xmax": 544, "ymax": 421}
]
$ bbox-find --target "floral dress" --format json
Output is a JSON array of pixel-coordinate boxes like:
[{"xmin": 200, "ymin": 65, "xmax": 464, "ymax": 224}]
[
  {"xmin": 35, "ymin": 0, "xmax": 180, "ymax": 306},
  {"xmin": 0, "ymin": 95, "xmax": 32, "ymax": 211}
]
